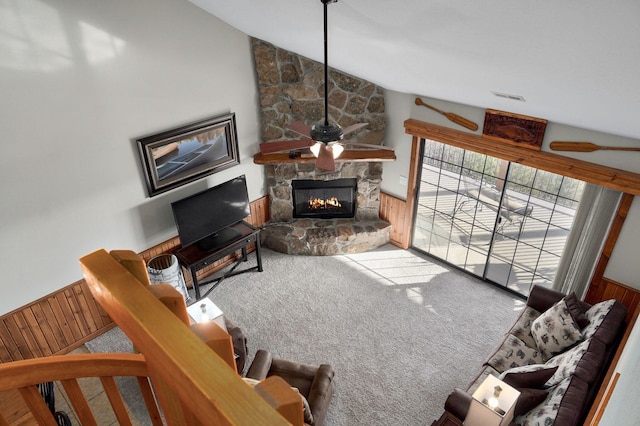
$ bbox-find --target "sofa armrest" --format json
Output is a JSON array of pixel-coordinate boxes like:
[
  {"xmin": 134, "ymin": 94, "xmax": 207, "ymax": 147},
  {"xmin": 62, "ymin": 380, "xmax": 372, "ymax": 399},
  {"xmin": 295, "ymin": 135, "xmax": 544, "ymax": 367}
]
[
  {"xmin": 444, "ymin": 388, "xmax": 472, "ymax": 421},
  {"xmin": 224, "ymin": 318, "xmax": 248, "ymax": 374},
  {"xmin": 245, "ymin": 349, "xmax": 273, "ymax": 380},
  {"xmin": 306, "ymin": 364, "xmax": 334, "ymax": 426},
  {"xmin": 527, "ymin": 285, "xmax": 566, "ymax": 313}
]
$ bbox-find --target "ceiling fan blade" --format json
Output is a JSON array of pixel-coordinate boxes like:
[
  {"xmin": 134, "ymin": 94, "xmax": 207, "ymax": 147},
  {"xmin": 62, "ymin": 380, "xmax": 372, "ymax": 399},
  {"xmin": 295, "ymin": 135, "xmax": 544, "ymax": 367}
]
[
  {"xmin": 287, "ymin": 121, "xmax": 312, "ymax": 139},
  {"xmin": 342, "ymin": 142, "xmax": 395, "ymax": 151},
  {"xmin": 315, "ymin": 144, "xmax": 336, "ymax": 171},
  {"xmin": 259, "ymin": 139, "xmax": 314, "ymax": 153},
  {"xmin": 342, "ymin": 122, "xmax": 368, "ymax": 136}
]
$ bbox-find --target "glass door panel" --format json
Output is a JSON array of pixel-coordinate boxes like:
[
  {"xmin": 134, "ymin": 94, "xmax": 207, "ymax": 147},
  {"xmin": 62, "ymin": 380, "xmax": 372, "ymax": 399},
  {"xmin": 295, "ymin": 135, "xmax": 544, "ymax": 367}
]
[{"xmin": 413, "ymin": 138, "xmax": 585, "ymax": 297}]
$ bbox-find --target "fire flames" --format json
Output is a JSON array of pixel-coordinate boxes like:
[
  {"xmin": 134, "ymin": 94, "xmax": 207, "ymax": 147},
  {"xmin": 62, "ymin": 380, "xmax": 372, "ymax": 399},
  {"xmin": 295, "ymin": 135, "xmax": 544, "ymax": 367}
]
[{"xmin": 308, "ymin": 196, "xmax": 342, "ymax": 210}]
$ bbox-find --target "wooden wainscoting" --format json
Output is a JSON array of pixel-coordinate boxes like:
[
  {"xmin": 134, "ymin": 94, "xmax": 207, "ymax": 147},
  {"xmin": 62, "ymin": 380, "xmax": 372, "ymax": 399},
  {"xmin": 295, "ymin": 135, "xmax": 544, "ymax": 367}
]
[
  {"xmin": 380, "ymin": 192, "xmax": 412, "ymax": 249},
  {"xmin": 0, "ymin": 196, "xmax": 270, "ymax": 363},
  {"xmin": 0, "ymin": 279, "xmax": 111, "ymax": 362},
  {"xmin": 586, "ymin": 277, "xmax": 640, "ymax": 324}
]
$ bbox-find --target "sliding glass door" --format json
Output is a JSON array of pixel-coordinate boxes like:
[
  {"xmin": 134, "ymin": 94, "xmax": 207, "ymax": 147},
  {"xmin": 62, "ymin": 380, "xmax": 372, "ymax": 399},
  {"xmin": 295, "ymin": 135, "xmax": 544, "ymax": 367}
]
[{"xmin": 412, "ymin": 139, "xmax": 585, "ymax": 296}]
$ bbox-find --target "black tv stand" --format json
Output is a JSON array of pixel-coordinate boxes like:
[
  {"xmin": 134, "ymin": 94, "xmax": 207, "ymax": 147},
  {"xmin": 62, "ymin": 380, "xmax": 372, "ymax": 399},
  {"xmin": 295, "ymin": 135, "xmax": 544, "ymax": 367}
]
[
  {"xmin": 173, "ymin": 221, "xmax": 262, "ymax": 300},
  {"xmin": 196, "ymin": 227, "xmax": 242, "ymax": 252}
]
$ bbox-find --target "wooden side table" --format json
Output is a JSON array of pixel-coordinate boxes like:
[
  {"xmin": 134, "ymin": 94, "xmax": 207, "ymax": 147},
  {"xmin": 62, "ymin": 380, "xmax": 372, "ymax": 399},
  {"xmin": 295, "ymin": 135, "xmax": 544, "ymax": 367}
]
[{"xmin": 432, "ymin": 411, "xmax": 463, "ymax": 426}]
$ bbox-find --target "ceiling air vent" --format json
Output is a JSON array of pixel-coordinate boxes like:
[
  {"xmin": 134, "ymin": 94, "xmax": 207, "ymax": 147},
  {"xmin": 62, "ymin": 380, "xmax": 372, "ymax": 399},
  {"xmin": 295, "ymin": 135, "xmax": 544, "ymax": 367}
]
[{"xmin": 492, "ymin": 91, "xmax": 526, "ymax": 102}]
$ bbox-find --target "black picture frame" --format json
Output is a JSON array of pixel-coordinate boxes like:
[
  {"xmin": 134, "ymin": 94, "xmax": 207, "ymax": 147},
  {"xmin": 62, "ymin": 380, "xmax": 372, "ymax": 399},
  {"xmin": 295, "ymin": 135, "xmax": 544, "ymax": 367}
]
[{"xmin": 136, "ymin": 113, "xmax": 240, "ymax": 197}]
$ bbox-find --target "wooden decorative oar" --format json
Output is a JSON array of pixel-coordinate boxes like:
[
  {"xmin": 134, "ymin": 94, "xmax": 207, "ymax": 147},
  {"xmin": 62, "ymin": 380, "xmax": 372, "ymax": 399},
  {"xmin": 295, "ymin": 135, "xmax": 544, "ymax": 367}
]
[
  {"xmin": 415, "ymin": 98, "xmax": 479, "ymax": 131},
  {"xmin": 550, "ymin": 141, "xmax": 640, "ymax": 152}
]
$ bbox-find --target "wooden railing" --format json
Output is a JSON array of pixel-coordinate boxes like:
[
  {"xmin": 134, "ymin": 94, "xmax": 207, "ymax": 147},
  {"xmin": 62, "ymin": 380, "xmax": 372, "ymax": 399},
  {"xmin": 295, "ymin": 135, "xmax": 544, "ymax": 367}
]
[
  {"xmin": 78, "ymin": 248, "xmax": 298, "ymax": 425},
  {"xmin": 0, "ymin": 353, "xmax": 161, "ymax": 425},
  {"xmin": 0, "ymin": 248, "xmax": 301, "ymax": 425}
]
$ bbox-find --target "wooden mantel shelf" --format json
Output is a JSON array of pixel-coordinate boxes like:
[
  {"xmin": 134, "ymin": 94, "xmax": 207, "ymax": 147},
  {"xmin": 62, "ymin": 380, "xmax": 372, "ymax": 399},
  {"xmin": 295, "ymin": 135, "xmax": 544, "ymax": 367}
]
[{"xmin": 253, "ymin": 149, "xmax": 396, "ymax": 165}]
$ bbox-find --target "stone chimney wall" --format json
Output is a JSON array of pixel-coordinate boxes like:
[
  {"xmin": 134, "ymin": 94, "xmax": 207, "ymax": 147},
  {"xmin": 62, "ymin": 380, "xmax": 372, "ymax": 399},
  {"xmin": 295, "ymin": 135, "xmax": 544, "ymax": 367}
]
[
  {"xmin": 252, "ymin": 38, "xmax": 386, "ymax": 146},
  {"xmin": 251, "ymin": 38, "xmax": 392, "ymax": 255}
]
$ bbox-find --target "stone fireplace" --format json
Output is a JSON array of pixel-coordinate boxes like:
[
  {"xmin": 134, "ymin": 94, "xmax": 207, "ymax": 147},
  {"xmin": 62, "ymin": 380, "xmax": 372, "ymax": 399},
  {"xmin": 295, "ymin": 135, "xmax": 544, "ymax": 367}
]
[
  {"xmin": 292, "ymin": 178, "xmax": 357, "ymax": 219},
  {"xmin": 260, "ymin": 162, "xmax": 391, "ymax": 255},
  {"xmin": 252, "ymin": 38, "xmax": 392, "ymax": 255}
]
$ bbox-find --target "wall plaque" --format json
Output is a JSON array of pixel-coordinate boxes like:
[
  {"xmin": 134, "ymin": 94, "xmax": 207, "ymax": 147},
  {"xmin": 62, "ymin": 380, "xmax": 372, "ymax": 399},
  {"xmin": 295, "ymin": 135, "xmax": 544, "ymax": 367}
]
[{"xmin": 483, "ymin": 109, "xmax": 547, "ymax": 150}]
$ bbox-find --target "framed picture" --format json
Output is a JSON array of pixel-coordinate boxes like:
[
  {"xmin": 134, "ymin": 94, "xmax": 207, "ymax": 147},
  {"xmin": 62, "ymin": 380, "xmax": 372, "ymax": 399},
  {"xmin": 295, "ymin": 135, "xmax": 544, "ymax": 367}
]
[
  {"xmin": 137, "ymin": 113, "xmax": 239, "ymax": 197},
  {"xmin": 482, "ymin": 109, "xmax": 547, "ymax": 151}
]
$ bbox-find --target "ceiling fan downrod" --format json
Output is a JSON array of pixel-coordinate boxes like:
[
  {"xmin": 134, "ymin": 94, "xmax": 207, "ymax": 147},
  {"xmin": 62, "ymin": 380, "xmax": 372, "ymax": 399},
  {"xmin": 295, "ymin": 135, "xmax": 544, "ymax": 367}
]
[{"xmin": 311, "ymin": 0, "xmax": 342, "ymax": 143}]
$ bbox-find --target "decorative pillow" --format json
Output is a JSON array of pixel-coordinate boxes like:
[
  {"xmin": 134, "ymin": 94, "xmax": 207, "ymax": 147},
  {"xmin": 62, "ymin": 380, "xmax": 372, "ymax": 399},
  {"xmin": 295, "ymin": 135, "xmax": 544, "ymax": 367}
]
[
  {"xmin": 531, "ymin": 299, "xmax": 584, "ymax": 360},
  {"xmin": 563, "ymin": 293, "xmax": 590, "ymax": 328},
  {"xmin": 512, "ymin": 388, "xmax": 548, "ymax": 417},
  {"xmin": 501, "ymin": 366, "xmax": 558, "ymax": 389},
  {"xmin": 500, "ymin": 366, "xmax": 556, "ymax": 417},
  {"xmin": 509, "ymin": 306, "xmax": 541, "ymax": 349},
  {"xmin": 512, "ymin": 377, "xmax": 564, "ymax": 426},
  {"xmin": 544, "ymin": 338, "xmax": 606, "ymax": 387},
  {"xmin": 487, "ymin": 334, "xmax": 543, "ymax": 373},
  {"xmin": 513, "ymin": 375, "xmax": 589, "ymax": 426},
  {"xmin": 581, "ymin": 299, "xmax": 626, "ymax": 345}
]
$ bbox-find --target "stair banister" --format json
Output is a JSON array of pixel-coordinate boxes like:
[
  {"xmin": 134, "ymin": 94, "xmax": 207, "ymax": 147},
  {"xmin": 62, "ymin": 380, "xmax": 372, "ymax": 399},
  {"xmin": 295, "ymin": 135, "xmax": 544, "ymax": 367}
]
[{"xmin": 79, "ymin": 248, "xmax": 291, "ymax": 425}]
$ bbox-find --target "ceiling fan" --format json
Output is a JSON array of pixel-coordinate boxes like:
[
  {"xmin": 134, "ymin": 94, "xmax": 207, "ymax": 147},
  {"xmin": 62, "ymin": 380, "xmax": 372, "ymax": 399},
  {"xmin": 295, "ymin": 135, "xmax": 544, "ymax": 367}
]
[{"xmin": 258, "ymin": 0, "xmax": 394, "ymax": 171}]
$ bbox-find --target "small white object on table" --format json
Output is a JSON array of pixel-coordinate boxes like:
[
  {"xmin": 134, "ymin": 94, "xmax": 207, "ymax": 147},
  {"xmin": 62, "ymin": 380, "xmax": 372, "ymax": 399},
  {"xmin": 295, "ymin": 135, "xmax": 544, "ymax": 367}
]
[{"xmin": 187, "ymin": 297, "xmax": 227, "ymax": 332}]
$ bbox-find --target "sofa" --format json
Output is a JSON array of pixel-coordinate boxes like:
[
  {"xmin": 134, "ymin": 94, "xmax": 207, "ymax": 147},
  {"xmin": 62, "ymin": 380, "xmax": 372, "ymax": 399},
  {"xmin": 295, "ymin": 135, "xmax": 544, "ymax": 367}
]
[{"xmin": 442, "ymin": 285, "xmax": 627, "ymax": 426}]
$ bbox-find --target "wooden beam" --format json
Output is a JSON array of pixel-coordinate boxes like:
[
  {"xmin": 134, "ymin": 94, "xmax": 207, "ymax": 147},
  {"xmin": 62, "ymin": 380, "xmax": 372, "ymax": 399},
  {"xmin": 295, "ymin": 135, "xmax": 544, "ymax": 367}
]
[
  {"xmin": 253, "ymin": 149, "xmax": 395, "ymax": 165},
  {"xmin": 404, "ymin": 118, "xmax": 640, "ymax": 196}
]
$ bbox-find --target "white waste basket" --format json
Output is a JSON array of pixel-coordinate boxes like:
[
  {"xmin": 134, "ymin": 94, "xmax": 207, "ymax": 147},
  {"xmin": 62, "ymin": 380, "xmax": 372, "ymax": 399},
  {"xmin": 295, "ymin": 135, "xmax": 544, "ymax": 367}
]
[{"xmin": 147, "ymin": 254, "xmax": 190, "ymax": 302}]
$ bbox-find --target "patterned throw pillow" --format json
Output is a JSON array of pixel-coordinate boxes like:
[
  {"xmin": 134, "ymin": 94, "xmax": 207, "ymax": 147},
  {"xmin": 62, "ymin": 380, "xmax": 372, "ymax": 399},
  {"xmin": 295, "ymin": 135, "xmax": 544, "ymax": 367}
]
[
  {"xmin": 543, "ymin": 337, "xmax": 606, "ymax": 387},
  {"xmin": 563, "ymin": 293, "xmax": 590, "ymax": 328},
  {"xmin": 512, "ymin": 376, "xmax": 568, "ymax": 426},
  {"xmin": 581, "ymin": 299, "xmax": 616, "ymax": 341},
  {"xmin": 510, "ymin": 306, "xmax": 542, "ymax": 349},
  {"xmin": 487, "ymin": 334, "xmax": 543, "ymax": 373},
  {"xmin": 531, "ymin": 299, "xmax": 584, "ymax": 361}
]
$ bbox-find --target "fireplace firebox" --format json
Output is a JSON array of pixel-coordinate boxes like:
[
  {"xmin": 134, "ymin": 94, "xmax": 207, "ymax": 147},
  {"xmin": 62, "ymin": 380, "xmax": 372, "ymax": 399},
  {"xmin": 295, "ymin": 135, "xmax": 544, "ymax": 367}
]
[{"xmin": 292, "ymin": 178, "xmax": 357, "ymax": 219}]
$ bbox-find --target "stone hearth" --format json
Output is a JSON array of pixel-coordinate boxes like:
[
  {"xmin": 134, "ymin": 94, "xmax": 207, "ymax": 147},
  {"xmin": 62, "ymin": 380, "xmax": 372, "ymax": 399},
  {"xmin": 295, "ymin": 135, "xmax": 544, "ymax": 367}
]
[
  {"xmin": 260, "ymin": 162, "xmax": 391, "ymax": 255},
  {"xmin": 262, "ymin": 219, "xmax": 391, "ymax": 255}
]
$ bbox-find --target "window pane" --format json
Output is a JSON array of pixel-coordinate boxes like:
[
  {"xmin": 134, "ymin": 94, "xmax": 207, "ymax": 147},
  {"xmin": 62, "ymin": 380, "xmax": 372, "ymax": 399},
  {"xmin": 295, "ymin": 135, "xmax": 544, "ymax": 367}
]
[{"xmin": 413, "ymin": 137, "xmax": 586, "ymax": 297}]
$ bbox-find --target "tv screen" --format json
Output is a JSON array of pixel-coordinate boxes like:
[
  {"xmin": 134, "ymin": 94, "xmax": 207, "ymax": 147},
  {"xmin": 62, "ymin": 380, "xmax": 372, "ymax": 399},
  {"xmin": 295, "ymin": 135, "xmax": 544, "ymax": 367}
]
[{"xmin": 171, "ymin": 175, "xmax": 250, "ymax": 250}]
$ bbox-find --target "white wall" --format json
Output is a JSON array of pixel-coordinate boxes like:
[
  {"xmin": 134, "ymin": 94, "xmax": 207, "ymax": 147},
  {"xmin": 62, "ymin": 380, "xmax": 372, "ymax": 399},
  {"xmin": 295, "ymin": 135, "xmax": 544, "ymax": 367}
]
[
  {"xmin": 0, "ymin": 0, "xmax": 265, "ymax": 314},
  {"xmin": 598, "ymin": 300, "xmax": 640, "ymax": 425}
]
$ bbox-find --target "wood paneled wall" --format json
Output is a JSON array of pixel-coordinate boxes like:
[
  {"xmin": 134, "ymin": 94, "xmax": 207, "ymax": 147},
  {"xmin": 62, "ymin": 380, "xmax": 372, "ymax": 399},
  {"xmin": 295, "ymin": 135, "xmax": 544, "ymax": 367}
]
[
  {"xmin": 0, "ymin": 196, "xmax": 270, "ymax": 363},
  {"xmin": 379, "ymin": 192, "xmax": 412, "ymax": 248},
  {"xmin": 588, "ymin": 278, "xmax": 640, "ymax": 324},
  {"xmin": 0, "ymin": 280, "xmax": 111, "ymax": 362}
]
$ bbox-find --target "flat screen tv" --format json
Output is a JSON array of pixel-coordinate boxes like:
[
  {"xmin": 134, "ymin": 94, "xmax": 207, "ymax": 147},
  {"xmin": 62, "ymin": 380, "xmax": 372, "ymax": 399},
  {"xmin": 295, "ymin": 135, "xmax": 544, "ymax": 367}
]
[{"xmin": 171, "ymin": 175, "xmax": 250, "ymax": 251}]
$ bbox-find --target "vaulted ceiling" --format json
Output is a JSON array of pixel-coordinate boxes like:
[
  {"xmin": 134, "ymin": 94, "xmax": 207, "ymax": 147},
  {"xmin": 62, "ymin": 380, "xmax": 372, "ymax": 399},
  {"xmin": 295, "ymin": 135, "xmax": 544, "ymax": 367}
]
[{"xmin": 189, "ymin": 0, "xmax": 640, "ymax": 141}]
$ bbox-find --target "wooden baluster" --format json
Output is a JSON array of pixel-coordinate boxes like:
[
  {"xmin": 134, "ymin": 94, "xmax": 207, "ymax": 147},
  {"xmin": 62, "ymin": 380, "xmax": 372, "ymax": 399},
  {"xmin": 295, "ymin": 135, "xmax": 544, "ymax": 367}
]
[{"xmin": 79, "ymin": 249, "xmax": 291, "ymax": 425}]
